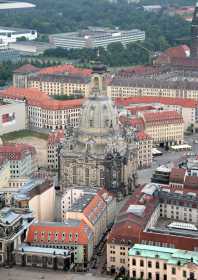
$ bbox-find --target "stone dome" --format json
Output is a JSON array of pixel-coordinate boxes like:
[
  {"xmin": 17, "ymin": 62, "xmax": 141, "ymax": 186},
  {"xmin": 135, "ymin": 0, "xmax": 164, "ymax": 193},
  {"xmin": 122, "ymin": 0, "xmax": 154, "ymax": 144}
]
[{"xmin": 77, "ymin": 94, "xmax": 119, "ymax": 144}]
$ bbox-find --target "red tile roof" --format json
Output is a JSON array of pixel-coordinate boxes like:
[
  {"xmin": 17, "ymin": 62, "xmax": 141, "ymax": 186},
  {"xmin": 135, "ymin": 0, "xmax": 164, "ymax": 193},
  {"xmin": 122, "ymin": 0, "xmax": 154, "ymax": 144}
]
[
  {"xmin": 26, "ymin": 220, "xmax": 93, "ymax": 245},
  {"xmin": 115, "ymin": 96, "xmax": 198, "ymax": 109},
  {"xmin": 0, "ymin": 143, "xmax": 36, "ymax": 161},
  {"xmin": 48, "ymin": 130, "xmax": 65, "ymax": 145},
  {"xmin": 127, "ymin": 105, "xmax": 155, "ymax": 114},
  {"xmin": 171, "ymin": 57, "xmax": 198, "ymax": 67},
  {"xmin": 165, "ymin": 45, "xmax": 190, "ymax": 59},
  {"xmin": 38, "ymin": 64, "xmax": 92, "ymax": 77},
  {"xmin": 169, "ymin": 168, "xmax": 186, "ymax": 184},
  {"xmin": 142, "ymin": 110, "xmax": 183, "ymax": 125},
  {"xmin": 135, "ymin": 131, "xmax": 152, "ymax": 141},
  {"xmin": 14, "ymin": 64, "xmax": 39, "ymax": 74},
  {"xmin": 83, "ymin": 194, "xmax": 106, "ymax": 225},
  {"xmin": 1, "ymin": 87, "xmax": 83, "ymax": 110}
]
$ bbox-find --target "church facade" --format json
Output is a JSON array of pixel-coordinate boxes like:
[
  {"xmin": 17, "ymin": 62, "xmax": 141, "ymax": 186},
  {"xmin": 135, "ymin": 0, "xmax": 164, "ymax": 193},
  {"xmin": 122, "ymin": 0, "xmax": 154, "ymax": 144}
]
[{"xmin": 59, "ymin": 66, "xmax": 138, "ymax": 197}]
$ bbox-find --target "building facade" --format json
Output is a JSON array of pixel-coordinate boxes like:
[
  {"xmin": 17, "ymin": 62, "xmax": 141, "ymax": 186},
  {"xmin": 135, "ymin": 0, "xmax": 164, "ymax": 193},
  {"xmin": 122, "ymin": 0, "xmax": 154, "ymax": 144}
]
[
  {"xmin": 1, "ymin": 87, "xmax": 82, "ymax": 131},
  {"xmin": 49, "ymin": 27, "xmax": 145, "ymax": 49},
  {"xmin": 134, "ymin": 131, "xmax": 153, "ymax": 168},
  {"xmin": 107, "ymin": 184, "xmax": 198, "ymax": 273},
  {"xmin": 28, "ymin": 74, "xmax": 91, "ymax": 97},
  {"xmin": 142, "ymin": 111, "xmax": 184, "ymax": 146},
  {"xmin": 107, "ymin": 77, "xmax": 198, "ymax": 100},
  {"xmin": 129, "ymin": 244, "xmax": 198, "ymax": 280},
  {"xmin": 0, "ymin": 207, "xmax": 34, "ymax": 266},
  {"xmin": 0, "ymin": 144, "xmax": 37, "ymax": 178}
]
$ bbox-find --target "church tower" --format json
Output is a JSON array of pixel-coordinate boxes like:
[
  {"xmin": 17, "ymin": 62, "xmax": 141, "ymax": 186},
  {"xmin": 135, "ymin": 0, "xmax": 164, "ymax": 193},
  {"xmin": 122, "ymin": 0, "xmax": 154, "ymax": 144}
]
[{"xmin": 191, "ymin": 2, "xmax": 198, "ymax": 58}]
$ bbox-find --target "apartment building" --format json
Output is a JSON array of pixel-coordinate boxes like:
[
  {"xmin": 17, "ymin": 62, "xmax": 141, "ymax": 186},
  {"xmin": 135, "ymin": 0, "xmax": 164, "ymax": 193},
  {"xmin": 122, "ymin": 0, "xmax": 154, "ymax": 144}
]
[
  {"xmin": 129, "ymin": 244, "xmax": 198, "ymax": 280},
  {"xmin": 1, "ymin": 87, "xmax": 83, "ymax": 131},
  {"xmin": 0, "ymin": 144, "xmax": 37, "ymax": 178},
  {"xmin": 47, "ymin": 130, "xmax": 65, "ymax": 170},
  {"xmin": 107, "ymin": 77, "xmax": 198, "ymax": 100},
  {"xmin": 107, "ymin": 184, "xmax": 198, "ymax": 273},
  {"xmin": 61, "ymin": 187, "xmax": 116, "ymax": 227},
  {"xmin": 116, "ymin": 96, "xmax": 198, "ymax": 131},
  {"xmin": 142, "ymin": 111, "xmax": 184, "ymax": 146},
  {"xmin": 28, "ymin": 74, "xmax": 91, "ymax": 97},
  {"xmin": 13, "ymin": 63, "xmax": 92, "ymax": 88},
  {"xmin": 13, "ymin": 178, "xmax": 55, "ymax": 222},
  {"xmin": 64, "ymin": 189, "xmax": 116, "ymax": 247},
  {"xmin": 134, "ymin": 131, "xmax": 153, "ymax": 168}
]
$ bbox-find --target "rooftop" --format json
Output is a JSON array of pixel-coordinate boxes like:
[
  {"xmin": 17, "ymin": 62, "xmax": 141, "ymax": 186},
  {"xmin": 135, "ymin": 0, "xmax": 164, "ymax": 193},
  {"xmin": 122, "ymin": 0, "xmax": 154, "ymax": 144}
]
[
  {"xmin": 17, "ymin": 244, "xmax": 71, "ymax": 255},
  {"xmin": 142, "ymin": 110, "xmax": 183, "ymax": 124},
  {"xmin": 0, "ymin": 207, "xmax": 20, "ymax": 225},
  {"xmin": 1, "ymin": 87, "xmax": 83, "ymax": 110}
]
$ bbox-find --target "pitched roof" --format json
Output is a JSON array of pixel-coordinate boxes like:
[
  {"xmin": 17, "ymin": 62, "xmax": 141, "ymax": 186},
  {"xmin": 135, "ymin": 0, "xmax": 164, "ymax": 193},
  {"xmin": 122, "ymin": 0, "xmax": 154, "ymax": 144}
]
[
  {"xmin": 1, "ymin": 87, "xmax": 83, "ymax": 110},
  {"xmin": 184, "ymin": 176, "xmax": 198, "ymax": 189},
  {"xmin": 0, "ymin": 143, "xmax": 36, "ymax": 161},
  {"xmin": 165, "ymin": 45, "xmax": 190, "ymax": 58},
  {"xmin": 14, "ymin": 64, "xmax": 39, "ymax": 74},
  {"xmin": 26, "ymin": 220, "xmax": 93, "ymax": 245},
  {"xmin": 135, "ymin": 131, "xmax": 152, "ymax": 141},
  {"xmin": 38, "ymin": 64, "xmax": 92, "ymax": 77},
  {"xmin": 142, "ymin": 111, "xmax": 183, "ymax": 125},
  {"xmin": 115, "ymin": 96, "xmax": 198, "ymax": 109}
]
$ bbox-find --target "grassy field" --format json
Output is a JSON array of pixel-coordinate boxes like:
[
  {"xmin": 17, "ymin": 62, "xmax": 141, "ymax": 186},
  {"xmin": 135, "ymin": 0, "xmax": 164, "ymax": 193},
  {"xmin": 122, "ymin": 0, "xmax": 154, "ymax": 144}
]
[{"xmin": 1, "ymin": 130, "xmax": 48, "ymax": 142}]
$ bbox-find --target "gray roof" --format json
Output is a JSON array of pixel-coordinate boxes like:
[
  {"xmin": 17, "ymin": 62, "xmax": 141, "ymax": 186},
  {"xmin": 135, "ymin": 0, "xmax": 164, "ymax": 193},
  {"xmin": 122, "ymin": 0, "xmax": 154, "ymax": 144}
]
[
  {"xmin": 17, "ymin": 244, "xmax": 71, "ymax": 255},
  {"xmin": 0, "ymin": 207, "xmax": 20, "ymax": 224}
]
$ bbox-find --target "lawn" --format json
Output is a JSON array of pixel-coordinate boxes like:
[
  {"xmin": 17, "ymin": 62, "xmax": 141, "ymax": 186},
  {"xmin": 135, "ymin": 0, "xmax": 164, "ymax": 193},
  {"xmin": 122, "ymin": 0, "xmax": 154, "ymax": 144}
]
[{"xmin": 1, "ymin": 130, "xmax": 48, "ymax": 142}]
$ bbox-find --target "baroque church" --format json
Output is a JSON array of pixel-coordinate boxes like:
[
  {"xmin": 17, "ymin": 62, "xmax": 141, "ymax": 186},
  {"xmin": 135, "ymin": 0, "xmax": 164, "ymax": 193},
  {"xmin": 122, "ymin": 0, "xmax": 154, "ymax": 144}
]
[{"xmin": 59, "ymin": 64, "xmax": 138, "ymax": 197}]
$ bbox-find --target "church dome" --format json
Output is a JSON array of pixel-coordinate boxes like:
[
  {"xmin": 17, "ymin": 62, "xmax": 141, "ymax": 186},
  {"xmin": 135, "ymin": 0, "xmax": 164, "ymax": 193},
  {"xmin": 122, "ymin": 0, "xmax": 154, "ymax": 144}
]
[{"xmin": 77, "ymin": 94, "xmax": 119, "ymax": 144}]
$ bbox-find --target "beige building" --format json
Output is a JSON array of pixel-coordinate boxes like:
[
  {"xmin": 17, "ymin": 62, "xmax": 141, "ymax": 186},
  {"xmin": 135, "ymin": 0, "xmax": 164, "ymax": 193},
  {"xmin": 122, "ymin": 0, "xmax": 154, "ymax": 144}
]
[
  {"xmin": 13, "ymin": 64, "xmax": 39, "ymax": 88},
  {"xmin": 1, "ymin": 87, "xmax": 82, "ymax": 131},
  {"xmin": 64, "ymin": 192, "xmax": 107, "ymax": 246},
  {"xmin": 28, "ymin": 74, "xmax": 91, "ymax": 97},
  {"xmin": 141, "ymin": 111, "xmax": 184, "ymax": 146},
  {"xmin": 134, "ymin": 131, "xmax": 153, "ymax": 168},
  {"xmin": 129, "ymin": 244, "xmax": 198, "ymax": 280},
  {"xmin": 14, "ymin": 178, "xmax": 55, "ymax": 222},
  {"xmin": 107, "ymin": 77, "xmax": 198, "ymax": 100},
  {"xmin": 47, "ymin": 130, "xmax": 64, "ymax": 170}
]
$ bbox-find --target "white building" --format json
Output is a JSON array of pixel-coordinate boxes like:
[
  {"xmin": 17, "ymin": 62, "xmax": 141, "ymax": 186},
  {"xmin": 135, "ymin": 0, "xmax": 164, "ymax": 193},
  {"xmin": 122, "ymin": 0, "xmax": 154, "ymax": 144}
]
[
  {"xmin": 49, "ymin": 27, "xmax": 145, "ymax": 49},
  {"xmin": 0, "ymin": 99, "xmax": 26, "ymax": 136},
  {"xmin": 0, "ymin": 26, "xmax": 37, "ymax": 45},
  {"xmin": 0, "ymin": 144, "xmax": 37, "ymax": 178}
]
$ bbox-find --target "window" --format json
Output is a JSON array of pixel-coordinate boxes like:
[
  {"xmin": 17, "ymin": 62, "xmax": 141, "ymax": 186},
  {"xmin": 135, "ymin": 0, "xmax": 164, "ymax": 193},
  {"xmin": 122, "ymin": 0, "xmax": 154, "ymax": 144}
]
[
  {"xmin": 132, "ymin": 271, "xmax": 136, "ymax": 277},
  {"xmin": 140, "ymin": 271, "xmax": 144, "ymax": 278},
  {"xmin": 156, "ymin": 262, "xmax": 160, "ymax": 269},
  {"xmin": 140, "ymin": 260, "xmax": 144, "ymax": 267},
  {"xmin": 164, "ymin": 263, "xmax": 167, "ymax": 270},
  {"xmin": 183, "ymin": 271, "xmax": 187, "ymax": 278},
  {"xmin": 163, "ymin": 275, "xmax": 167, "ymax": 280},
  {"xmin": 110, "ymin": 257, "xmax": 115, "ymax": 262},
  {"xmin": 148, "ymin": 272, "xmax": 152, "ymax": 279},
  {"xmin": 120, "ymin": 258, "xmax": 125, "ymax": 264},
  {"xmin": 172, "ymin": 267, "xmax": 176, "ymax": 275},
  {"xmin": 132, "ymin": 259, "xmax": 136, "ymax": 265}
]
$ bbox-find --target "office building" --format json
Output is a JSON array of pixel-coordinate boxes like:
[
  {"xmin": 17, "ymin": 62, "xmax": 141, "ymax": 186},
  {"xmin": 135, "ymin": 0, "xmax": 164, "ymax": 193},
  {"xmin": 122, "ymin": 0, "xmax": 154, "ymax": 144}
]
[{"xmin": 49, "ymin": 27, "xmax": 145, "ymax": 49}]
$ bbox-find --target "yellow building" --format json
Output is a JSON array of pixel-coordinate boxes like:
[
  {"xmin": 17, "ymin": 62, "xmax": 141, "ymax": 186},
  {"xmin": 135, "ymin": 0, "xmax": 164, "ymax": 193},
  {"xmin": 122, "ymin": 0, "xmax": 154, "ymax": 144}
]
[
  {"xmin": 129, "ymin": 244, "xmax": 198, "ymax": 280},
  {"xmin": 141, "ymin": 111, "xmax": 184, "ymax": 146},
  {"xmin": 28, "ymin": 74, "xmax": 91, "ymax": 97},
  {"xmin": 107, "ymin": 77, "xmax": 198, "ymax": 100}
]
